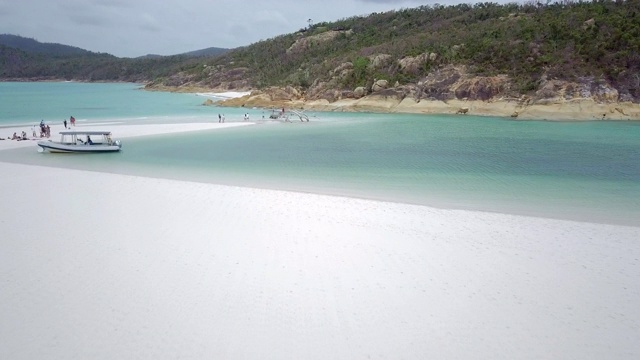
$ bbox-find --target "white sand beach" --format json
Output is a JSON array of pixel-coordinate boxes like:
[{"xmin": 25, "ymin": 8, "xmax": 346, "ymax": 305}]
[
  {"xmin": 1, "ymin": 122, "xmax": 639, "ymax": 359},
  {"xmin": 197, "ymin": 91, "xmax": 252, "ymax": 99}
]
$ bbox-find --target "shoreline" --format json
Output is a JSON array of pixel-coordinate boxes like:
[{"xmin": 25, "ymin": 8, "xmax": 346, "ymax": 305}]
[
  {"xmin": 208, "ymin": 89, "xmax": 640, "ymax": 121},
  {"xmin": 5, "ymin": 80, "xmax": 639, "ymax": 121},
  {"xmin": 1, "ymin": 120, "xmax": 638, "ymax": 227},
  {"xmin": 1, "ymin": 121, "xmax": 639, "ymax": 358}
]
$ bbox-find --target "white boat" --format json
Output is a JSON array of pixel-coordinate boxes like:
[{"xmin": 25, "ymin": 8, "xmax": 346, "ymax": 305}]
[{"xmin": 38, "ymin": 130, "xmax": 122, "ymax": 153}]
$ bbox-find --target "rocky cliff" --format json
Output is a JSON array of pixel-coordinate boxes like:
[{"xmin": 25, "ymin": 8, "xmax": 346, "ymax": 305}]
[{"xmin": 211, "ymin": 64, "xmax": 638, "ymax": 120}]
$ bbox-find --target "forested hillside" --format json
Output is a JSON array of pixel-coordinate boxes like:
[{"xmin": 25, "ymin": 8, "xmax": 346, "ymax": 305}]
[
  {"xmin": 0, "ymin": 34, "xmax": 98, "ymax": 56},
  {"xmin": 148, "ymin": 0, "xmax": 639, "ymax": 102},
  {"xmin": 0, "ymin": 35, "xmax": 226, "ymax": 82}
]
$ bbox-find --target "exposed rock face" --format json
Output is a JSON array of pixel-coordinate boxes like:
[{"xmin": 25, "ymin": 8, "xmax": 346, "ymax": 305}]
[
  {"xmin": 262, "ymin": 86, "xmax": 303, "ymax": 101},
  {"xmin": 418, "ymin": 66, "xmax": 463, "ymax": 101},
  {"xmin": 300, "ymin": 65, "xmax": 512, "ymax": 103},
  {"xmin": 453, "ymin": 75, "xmax": 509, "ymax": 101},
  {"xmin": 151, "ymin": 65, "xmax": 253, "ymax": 91},
  {"xmin": 206, "ymin": 67, "xmax": 252, "ymax": 90},
  {"xmin": 317, "ymin": 89, "xmax": 341, "ymax": 102},
  {"xmin": 163, "ymin": 73, "xmax": 196, "ymax": 87},
  {"xmin": 158, "ymin": 53, "xmax": 633, "ymax": 118},
  {"xmin": 535, "ymin": 77, "xmax": 619, "ymax": 103},
  {"xmin": 287, "ymin": 30, "xmax": 352, "ymax": 54}
]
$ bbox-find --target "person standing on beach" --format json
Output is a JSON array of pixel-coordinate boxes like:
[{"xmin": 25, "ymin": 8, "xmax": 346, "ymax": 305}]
[
  {"xmin": 218, "ymin": 114, "xmax": 222, "ymax": 123},
  {"xmin": 222, "ymin": 114, "xmax": 225, "ymax": 123},
  {"xmin": 63, "ymin": 119, "xmax": 67, "ymax": 129},
  {"xmin": 70, "ymin": 116, "xmax": 76, "ymax": 126}
]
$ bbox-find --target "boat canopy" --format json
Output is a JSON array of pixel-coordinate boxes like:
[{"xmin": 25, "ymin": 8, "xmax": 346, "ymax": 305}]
[{"xmin": 58, "ymin": 130, "xmax": 113, "ymax": 136}]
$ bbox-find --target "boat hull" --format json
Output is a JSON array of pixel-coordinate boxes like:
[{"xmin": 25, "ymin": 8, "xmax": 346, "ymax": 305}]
[{"xmin": 38, "ymin": 141, "xmax": 121, "ymax": 153}]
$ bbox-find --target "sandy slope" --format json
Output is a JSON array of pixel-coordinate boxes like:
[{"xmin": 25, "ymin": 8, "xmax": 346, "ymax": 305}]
[{"xmin": 1, "ymin": 140, "xmax": 639, "ymax": 359}]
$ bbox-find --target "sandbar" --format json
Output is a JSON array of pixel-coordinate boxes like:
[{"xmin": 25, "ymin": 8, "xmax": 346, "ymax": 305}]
[{"xmin": 0, "ymin": 121, "xmax": 638, "ymax": 359}]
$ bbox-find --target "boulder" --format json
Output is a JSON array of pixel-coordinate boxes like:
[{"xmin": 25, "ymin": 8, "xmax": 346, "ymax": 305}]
[
  {"xmin": 366, "ymin": 88, "xmax": 406, "ymax": 101},
  {"xmin": 583, "ymin": 18, "xmax": 595, "ymax": 30},
  {"xmin": 398, "ymin": 53, "xmax": 430, "ymax": 75},
  {"xmin": 398, "ymin": 56, "xmax": 421, "ymax": 75},
  {"xmin": 372, "ymin": 79, "xmax": 389, "ymax": 92},
  {"xmin": 353, "ymin": 86, "xmax": 367, "ymax": 99},
  {"xmin": 370, "ymin": 54, "xmax": 393, "ymax": 69},
  {"xmin": 331, "ymin": 62, "xmax": 353, "ymax": 76}
]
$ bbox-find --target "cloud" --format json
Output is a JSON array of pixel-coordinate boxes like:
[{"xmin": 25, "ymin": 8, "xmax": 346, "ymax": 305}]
[
  {"xmin": 138, "ymin": 13, "xmax": 163, "ymax": 32},
  {"xmin": 0, "ymin": 1, "xmax": 9, "ymax": 16},
  {"xmin": 357, "ymin": 0, "xmax": 424, "ymax": 3},
  {"xmin": 0, "ymin": 0, "xmax": 501, "ymax": 57}
]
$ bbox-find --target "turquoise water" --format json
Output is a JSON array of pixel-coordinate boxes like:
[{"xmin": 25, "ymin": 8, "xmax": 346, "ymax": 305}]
[
  {"xmin": 0, "ymin": 82, "xmax": 214, "ymax": 126},
  {"xmin": 1, "ymin": 82, "xmax": 639, "ymax": 225}
]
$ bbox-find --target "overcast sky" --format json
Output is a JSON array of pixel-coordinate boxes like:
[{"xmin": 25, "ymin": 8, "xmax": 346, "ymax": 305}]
[{"xmin": 0, "ymin": 0, "xmax": 506, "ymax": 58}]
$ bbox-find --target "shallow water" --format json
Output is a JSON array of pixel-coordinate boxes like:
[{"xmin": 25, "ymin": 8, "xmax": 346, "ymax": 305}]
[{"xmin": 2, "ymin": 82, "xmax": 639, "ymax": 225}]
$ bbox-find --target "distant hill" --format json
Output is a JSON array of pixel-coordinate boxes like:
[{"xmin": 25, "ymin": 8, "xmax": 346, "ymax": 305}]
[
  {"xmin": 0, "ymin": 34, "xmax": 108, "ymax": 57},
  {"xmin": 0, "ymin": 34, "xmax": 228, "ymax": 82},
  {"xmin": 137, "ymin": 47, "xmax": 230, "ymax": 59},
  {"xmin": 178, "ymin": 47, "xmax": 230, "ymax": 58}
]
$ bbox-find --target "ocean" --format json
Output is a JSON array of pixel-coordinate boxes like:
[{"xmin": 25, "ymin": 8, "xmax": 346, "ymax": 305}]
[{"xmin": 1, "ymin": 82, "xmax": 639, "ymax": 225}]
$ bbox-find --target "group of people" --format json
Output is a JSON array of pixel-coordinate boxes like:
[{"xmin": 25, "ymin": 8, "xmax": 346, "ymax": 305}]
[
  {"xmin": 215, "ymin": 113, "xmax": 255, "ymax": 122},
  {"xmin": 1, "ymin": 115, "xmax": 77, "ymax": 142},
  {"xmin": 10, "ymin": 131, "xmax": 28, "ymax": 141},
  {"xmin": 64, "ymin": 116, "xmax": 76, "ymax": 129},
  {"xmin": 38, "ymin": 115, "xmax": 76, "ymax": 137},
  {"xmin": 0, "ymin": 132, "xmax": 25, "ymax": 141},
  {"xmin": 39, "ymin": 120, "xmax": 51, "ymax": 138}
]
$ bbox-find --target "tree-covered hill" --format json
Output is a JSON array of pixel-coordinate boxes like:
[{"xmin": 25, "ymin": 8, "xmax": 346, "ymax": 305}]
[
  {"xmin": 0, "ymin": 34, "xmax": 103, "ymax": 57},
  {"xmin": 0, "ymin": 35, "xmax": 227, "ymax": 82},
  {"xmin": 149, "ymin": 0, "xmax": 638, "ymax": 102}
]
